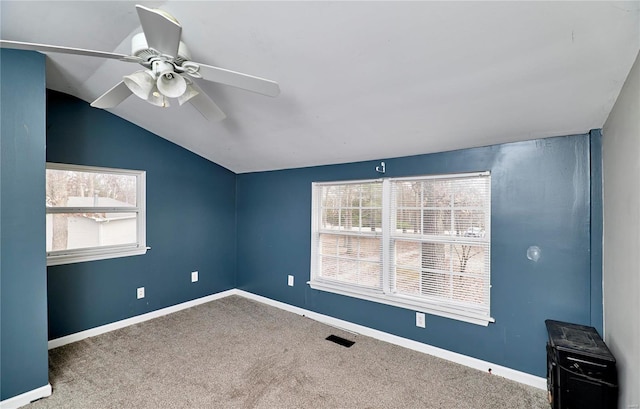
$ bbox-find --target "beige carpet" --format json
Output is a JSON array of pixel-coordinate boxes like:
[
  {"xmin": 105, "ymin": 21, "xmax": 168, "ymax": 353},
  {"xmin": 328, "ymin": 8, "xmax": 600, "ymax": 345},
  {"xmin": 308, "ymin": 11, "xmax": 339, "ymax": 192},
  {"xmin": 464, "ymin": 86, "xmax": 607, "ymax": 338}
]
[{"xmin": 27, "ymin": 296, "xmax": 548, "ymax": 408}]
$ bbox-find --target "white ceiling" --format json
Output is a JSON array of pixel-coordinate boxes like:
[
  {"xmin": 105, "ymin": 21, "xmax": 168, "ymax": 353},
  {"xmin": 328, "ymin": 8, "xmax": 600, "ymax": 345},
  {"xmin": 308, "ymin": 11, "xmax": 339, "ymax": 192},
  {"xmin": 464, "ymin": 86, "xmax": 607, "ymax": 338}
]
[{"xmin": 2, "ymin": 1, "xmax": 639, "ymax": 173}]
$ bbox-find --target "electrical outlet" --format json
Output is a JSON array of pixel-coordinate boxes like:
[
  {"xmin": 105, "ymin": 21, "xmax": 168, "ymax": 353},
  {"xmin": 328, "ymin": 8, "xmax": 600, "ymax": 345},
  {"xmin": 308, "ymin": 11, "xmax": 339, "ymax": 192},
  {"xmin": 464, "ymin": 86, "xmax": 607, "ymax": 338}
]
[
  {"xmin": 137, "ymin": 287, "xmax": 145, "ymax": 299},
  {"xmin": 288, "ymin": 275, "xmax": 294, "ymax": 286},
  {"xmin": 191, "ymin": 271, "xmax": 198, "ymax": 283},
  {"xmin": 416, "ymin": 312, "xmax": 426, "ymax": 328}
]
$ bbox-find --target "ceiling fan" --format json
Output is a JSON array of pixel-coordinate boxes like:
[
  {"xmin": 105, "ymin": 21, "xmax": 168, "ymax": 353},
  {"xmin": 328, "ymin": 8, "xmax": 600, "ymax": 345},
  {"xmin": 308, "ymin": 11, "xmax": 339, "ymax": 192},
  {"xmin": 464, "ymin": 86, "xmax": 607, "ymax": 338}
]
[{"xmin": 0, "ymin": 4, "xmax": 280, "ymax": 121}]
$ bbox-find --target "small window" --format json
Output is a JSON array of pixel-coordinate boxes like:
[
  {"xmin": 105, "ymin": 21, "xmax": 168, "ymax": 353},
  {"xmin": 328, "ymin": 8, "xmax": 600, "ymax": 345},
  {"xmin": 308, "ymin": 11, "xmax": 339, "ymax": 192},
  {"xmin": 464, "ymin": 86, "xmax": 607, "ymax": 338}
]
[
  {"xmin": 46, "ymin": 163, "xmax": 147, "ymax": 265},
  {"xmin": 310, "ymin": 172, "xmax": 493, "ymax": 326}
]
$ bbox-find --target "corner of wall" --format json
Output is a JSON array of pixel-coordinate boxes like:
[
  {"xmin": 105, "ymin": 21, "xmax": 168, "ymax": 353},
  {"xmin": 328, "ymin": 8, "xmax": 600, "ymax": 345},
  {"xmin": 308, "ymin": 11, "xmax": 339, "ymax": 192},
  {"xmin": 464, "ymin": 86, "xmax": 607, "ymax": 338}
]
[{"xmin": 589, "ymin": 128, "xmax": 603, "ymax": 335}]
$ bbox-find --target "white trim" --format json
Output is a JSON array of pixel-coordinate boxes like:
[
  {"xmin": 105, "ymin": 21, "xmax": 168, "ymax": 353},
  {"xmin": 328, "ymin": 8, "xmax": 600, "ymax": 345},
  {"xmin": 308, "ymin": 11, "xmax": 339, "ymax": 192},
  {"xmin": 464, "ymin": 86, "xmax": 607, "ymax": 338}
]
[
  {"xmin": 235, "ymin": 290, "xmax": 545, "ymax": 390},
  {"xmin": 137, "ymin": 170, "xmax": 146, "ymax": 254},
  {"xmin": 309, "ymin": 185, "xmax": 319, "ymax": 282},
  {"xmin": 391, "ymin": 171, "xmax": 490, "ymax": 182},
  {"xmin": 46, "ymin": 162, "xmax": 143, "ymax": 175},
  {"xmin": 381, "ymin": 179, "xmax": 391, "ymax": 293},
  {"xmin": 48, "ymin": 289, "xmax": 236, "ymax": 349},
  {"xmin": 47, "ymin": 246, "xmax": 148, "ymax": 266},
  {"xmin": 46, "ymin": 207, "xmax": 138, "ymax": 213},
  {"xmin": 313, "ymin": 178, "xmax": 382, "ymax": 187},
  {"xmin": 46, "ymin": 288, "xmax": 545, "ymax": 391},
  {"xmin": 0, "ymin": 384, "xmax": 51, "ymax": 409},
  {"xmin": 308, "ymin": 279, "xmax": 494, "ymax": 326}
]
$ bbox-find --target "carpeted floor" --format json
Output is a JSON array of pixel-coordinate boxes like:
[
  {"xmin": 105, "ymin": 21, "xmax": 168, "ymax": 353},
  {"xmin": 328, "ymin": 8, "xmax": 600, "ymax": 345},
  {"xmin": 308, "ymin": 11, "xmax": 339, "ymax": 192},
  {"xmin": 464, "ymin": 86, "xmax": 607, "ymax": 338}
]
[{"xmin": 27, "ymin": 296, "xmax": 548, "ymax": 408}]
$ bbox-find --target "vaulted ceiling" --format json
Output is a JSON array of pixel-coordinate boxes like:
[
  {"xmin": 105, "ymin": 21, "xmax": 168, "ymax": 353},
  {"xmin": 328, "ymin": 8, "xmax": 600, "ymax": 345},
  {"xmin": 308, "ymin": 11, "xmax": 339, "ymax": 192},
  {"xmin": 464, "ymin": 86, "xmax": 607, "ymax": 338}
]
[{"xmin": 2, "ymin": 1, "xmax": 639, "ymax": 173}]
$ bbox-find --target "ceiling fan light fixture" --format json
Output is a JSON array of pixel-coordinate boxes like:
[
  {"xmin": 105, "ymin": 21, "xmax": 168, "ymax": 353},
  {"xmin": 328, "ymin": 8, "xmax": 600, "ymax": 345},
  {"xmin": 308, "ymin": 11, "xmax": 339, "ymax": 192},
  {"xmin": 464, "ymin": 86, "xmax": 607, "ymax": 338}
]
[
  {"xmin": 147, "ymin": 86, "xmax": 170, "ymax": 108},
  {"xmin": 178, "ymin": 82, "xmax": 199, "ymax": 106},
  {"xmin": 157, "ymin": 70, "xmax": 187, "ymax": 98},
  {"xmin": 123, "ymin": 70, "xmax": 156, "ymax": 100}
]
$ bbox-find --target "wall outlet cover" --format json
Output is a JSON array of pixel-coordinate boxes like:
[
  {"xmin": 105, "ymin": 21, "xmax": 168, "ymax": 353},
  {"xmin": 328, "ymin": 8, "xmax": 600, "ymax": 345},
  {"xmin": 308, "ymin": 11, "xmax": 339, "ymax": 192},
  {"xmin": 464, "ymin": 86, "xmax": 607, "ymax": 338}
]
[
  {"xmin": 416, "ymin": 312, "xmax": 426, "ymax": 328},
  {"xmin": 287, "ymin": 275, "xmax": 294, "ymax": 286},
  {"xmin": 191, "ymin": 271, "xmax": 198, "ymax": 282},
  {"xmin": 137, "ymin": 287, "xmax": 145, "ymax": 299}
]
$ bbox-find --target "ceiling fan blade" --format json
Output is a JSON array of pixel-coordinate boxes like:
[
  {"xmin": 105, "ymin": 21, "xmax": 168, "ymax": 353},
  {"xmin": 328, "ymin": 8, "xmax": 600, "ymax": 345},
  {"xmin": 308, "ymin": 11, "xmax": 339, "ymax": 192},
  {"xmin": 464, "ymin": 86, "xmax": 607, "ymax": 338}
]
[
  {"xmin": 90, "ymin": 81, "xmax": 133, "ymax": 109},
  {"xmin": 188, "ymin": 82, "xmax": 226, "ymax": 122},
  {"xmin": 0, "ymin": 40, "xmax": 141, "ymax": 63},
  {"xmin": 190, "ymin": 62, "xmax": 280, "ymax": 97},
  {"xmin": 136, "ymin": 5, "xmax": 182, "ymax": 57}
]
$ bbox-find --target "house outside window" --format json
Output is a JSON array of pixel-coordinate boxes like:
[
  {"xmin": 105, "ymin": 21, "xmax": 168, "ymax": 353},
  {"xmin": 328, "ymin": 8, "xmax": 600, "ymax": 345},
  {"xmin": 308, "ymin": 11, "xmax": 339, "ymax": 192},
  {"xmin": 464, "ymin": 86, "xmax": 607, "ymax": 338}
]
[
  {"xmin": 310, "ymin": 172, "xmax": 492, "ymax": 326},
  {"xmin": 46, "ymin": 163, "xmax": 147, "ymax": 265}
]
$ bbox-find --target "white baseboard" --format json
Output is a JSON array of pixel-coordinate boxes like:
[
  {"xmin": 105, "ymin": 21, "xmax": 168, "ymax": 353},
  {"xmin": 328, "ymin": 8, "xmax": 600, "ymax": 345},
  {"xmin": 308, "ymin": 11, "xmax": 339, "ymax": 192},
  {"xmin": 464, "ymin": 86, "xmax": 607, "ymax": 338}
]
[
  {"xmin": 48, "ymin": 289, "xmax": 236, "ymax": 349},
  {"xmin": 235, "ymin": 290, "xmax": 547, "ymax": 390},
  {"xmin": 47, "ymin": 288, "xmax": 546, "ymax": 391},
  {"xmin": 0, "ymin": 384, "xmax": 51, "ymax": 409}
]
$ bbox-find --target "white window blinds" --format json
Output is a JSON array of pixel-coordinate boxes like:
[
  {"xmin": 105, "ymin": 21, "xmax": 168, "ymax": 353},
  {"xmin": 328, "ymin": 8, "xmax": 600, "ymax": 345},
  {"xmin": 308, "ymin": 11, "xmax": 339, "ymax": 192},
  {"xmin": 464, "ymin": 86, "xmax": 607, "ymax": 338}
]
[
  {"xmin": 389, "ymin": 174, "xmax": 491, "ymax": 318},
  {"xmin": 310, "ymin": 172, "xmax": 492, "ymax": 326},
  {"xmin": 315, "ymin": 181, "xmax": 383, "ymax": 289}
]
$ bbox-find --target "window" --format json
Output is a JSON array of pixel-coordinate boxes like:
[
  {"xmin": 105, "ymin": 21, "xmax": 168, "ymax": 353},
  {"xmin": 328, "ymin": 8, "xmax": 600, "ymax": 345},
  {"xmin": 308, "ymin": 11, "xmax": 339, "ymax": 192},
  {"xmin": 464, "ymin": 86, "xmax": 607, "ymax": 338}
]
[
  {"xmin": 310, "ymin": 172, "xmax": 492, "ymax": 326},
  {"xmin": 46, "ymin": 163, "xmax": 147, "ymax": 266}
]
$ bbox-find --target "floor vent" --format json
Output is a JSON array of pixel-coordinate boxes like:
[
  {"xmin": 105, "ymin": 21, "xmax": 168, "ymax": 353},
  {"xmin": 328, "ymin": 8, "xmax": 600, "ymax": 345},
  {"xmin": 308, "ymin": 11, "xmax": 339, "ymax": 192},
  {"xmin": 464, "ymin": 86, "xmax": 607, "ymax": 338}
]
[{"xmin": 326, "ymin": 334, "xmax": 355, "ymax": 348}]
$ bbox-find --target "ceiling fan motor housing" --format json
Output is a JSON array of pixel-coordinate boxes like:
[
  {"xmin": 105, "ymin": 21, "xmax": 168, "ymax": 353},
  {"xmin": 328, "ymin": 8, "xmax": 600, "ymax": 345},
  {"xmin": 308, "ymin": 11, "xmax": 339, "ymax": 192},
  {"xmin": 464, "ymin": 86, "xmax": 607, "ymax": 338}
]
[{"xmin": 131, "ymin": 32, "xmax": 191, "ymax": 66}]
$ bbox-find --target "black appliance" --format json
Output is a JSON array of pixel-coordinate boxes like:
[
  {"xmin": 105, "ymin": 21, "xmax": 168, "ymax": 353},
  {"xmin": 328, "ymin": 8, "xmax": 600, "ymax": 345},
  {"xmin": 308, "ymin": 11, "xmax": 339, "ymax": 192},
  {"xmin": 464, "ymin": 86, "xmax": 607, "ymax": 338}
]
[{"xmin": 545, "ymin": 319, "xmax": 618, "ymax": 409}]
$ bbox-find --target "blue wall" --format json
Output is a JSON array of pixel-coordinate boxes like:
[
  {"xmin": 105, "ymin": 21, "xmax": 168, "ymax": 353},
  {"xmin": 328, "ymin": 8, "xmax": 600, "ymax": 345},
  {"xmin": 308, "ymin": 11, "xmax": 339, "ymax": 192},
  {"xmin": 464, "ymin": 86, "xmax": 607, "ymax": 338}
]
[
  {"xmin": 236, "ymin": 133, "xmax": 601, "ymax": 377},
  {"xmin": 0, "ymin": 50, "xmax": 49, "ymax": 400},
  {"xmin": 45, "ymin": 91, "xmax": 237, "ymax": 339}
]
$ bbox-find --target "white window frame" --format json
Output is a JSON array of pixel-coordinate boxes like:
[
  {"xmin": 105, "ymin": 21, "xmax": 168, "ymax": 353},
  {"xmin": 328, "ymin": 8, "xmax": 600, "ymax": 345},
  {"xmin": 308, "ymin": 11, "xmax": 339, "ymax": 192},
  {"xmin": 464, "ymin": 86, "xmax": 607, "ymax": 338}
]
[
  {"xmin": 46, "ymin": 162, "xmax": 148, "ymax": 266},
  {"xmin": 310, "ymin": 172, "xmax": 494, "ymax": 326}
]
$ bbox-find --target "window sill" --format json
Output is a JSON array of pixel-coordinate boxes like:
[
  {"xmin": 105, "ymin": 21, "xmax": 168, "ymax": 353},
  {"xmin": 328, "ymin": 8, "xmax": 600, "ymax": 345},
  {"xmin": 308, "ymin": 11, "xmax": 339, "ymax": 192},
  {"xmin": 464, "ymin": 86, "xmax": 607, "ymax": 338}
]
[
  {"xmin": 308, "ymin": 279, "xmax": 495, "ymax": 326},
  {"xmin": 47, "ymin": 246, "xmax": 149, "ymax": 266}
]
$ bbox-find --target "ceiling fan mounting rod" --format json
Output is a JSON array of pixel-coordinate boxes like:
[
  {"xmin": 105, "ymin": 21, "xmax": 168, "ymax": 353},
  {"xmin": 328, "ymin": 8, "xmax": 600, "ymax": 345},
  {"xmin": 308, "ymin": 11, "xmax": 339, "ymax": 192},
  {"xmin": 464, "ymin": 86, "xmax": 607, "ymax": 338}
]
[
  {"xmin": 151, "ymin": 60, "xmax": 175, "ymax": 76},
  {"xmin": 148, "ymin": 49, "xmax": 178, "ymax": 63},
  {"xmin": 136, "ymin": 52, "xmax": 170, "ymax": 68}
]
